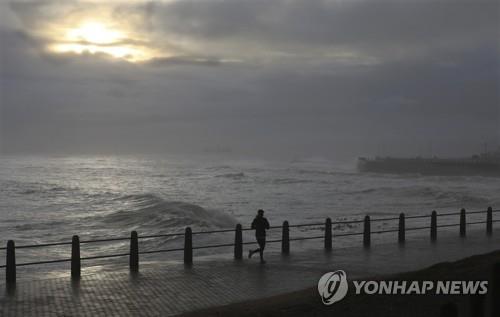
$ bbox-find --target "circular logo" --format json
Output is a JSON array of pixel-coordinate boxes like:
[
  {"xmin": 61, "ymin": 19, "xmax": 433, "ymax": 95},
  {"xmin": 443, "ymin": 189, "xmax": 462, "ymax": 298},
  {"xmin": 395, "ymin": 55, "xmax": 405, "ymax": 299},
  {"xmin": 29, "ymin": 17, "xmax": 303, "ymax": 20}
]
[{"xmin": 318, "ymin": 270, "xmax": 348, "ymax": 305}]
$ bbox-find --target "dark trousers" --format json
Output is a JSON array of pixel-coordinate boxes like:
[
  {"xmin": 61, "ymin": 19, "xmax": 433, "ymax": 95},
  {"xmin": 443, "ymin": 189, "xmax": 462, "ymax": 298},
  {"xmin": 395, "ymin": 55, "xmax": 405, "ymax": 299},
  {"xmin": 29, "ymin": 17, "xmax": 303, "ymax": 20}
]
[{"xmin": 253, "ymin": 236, "xmax": 266, "ymax": 260}]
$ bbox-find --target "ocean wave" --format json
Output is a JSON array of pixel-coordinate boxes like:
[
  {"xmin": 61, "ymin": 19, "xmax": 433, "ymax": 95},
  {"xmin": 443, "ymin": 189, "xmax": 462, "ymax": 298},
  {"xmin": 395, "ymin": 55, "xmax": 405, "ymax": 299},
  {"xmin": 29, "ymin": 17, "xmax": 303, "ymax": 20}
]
[
  {"xmin": 105, "ymin": 194, "xmax": 237, "ymax": 231},
  {"xmin": 343, "ymin": 188, "xmax": 377, "ymax": 194},
  {"xmin": 272, "ymin": 178, "xmax": 313, "ymax": 185},
  {"xmin": 151, "ymin": 174, "xmax": 168, "ymax": 178},
  {"xmin": 214, "ymin": 172, "xmax": 245, "ymax": 179},
  {"xmin": 17, "ymin": 184, "xmax": 79, "ymax": 195},
  {"xmin": 294, "ymin": 169, "xmax": 355, "ymax": 176},
  {"xmin": 343, "ymin": 185, "xmax": 489, "ymax": 206},
  {"xmin": 434, "ymin": 192, "xmax": 488, "ymax": 205},
  {"xmin": 14, "ymin": 220, "xmax": 68, "ymax": 231},
  {"xmin": 20, "ymin": 189, "xmax": 38, "ymax": 195},
  {"xmin": 206, "ymin": 165, "xmax": 232, "ymax": 171}
]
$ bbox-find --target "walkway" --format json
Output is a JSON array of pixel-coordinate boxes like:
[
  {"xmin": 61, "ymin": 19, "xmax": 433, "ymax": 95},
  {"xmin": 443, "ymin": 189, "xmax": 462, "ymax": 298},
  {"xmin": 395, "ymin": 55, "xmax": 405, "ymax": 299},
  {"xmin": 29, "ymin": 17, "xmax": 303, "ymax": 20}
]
[{"xmin": 1, "ymin": 228, "xmax": 500, "ymax": 316}]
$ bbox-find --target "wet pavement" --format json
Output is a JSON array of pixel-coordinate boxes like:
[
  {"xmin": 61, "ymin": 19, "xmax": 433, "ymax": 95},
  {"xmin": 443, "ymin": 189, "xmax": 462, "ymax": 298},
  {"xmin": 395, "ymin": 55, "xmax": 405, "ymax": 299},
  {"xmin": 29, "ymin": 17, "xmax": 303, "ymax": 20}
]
[{"xmin": 1, "ymin": 227, "xmax": 500, "ymax": 316}]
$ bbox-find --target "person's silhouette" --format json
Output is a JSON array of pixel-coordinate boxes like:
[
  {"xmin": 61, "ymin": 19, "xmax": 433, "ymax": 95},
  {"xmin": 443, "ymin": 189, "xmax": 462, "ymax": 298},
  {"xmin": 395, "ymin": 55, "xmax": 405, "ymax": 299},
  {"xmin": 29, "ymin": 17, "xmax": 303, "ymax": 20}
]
[{"xmin": 248, "ymin": 209, "xmax": 270, "ymax": 264}]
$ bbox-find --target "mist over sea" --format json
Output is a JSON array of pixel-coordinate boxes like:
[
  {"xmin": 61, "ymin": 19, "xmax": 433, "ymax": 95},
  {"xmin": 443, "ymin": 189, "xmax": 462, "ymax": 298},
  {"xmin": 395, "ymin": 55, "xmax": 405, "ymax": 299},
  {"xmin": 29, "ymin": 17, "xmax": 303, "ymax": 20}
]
[{"xmin": 1, "ymin": 155, "xmax": 499, "ymax": 270}]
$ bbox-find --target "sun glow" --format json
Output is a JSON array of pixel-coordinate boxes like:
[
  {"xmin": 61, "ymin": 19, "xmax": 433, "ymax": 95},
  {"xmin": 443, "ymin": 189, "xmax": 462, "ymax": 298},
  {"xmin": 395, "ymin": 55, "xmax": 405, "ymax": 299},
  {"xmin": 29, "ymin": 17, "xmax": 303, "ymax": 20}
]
[
  {"xmin": 66, "ymin": 22, "xmax": 124, "ymax": 45},
  {"xmin": 48, "ymin": 21, "xmax": 158, "ymax": 62},
  {"xmin": 51, "ymin": 43, "xmax": 143, "ymax": 60}
]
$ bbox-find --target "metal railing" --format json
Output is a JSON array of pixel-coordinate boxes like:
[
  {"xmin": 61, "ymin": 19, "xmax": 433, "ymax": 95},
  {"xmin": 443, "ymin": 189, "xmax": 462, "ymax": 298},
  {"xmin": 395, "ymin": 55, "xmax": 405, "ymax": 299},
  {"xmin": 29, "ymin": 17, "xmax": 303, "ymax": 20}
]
[{"xmin": 1, "ymin": 206, "xmax": 499, "ymax": 285}]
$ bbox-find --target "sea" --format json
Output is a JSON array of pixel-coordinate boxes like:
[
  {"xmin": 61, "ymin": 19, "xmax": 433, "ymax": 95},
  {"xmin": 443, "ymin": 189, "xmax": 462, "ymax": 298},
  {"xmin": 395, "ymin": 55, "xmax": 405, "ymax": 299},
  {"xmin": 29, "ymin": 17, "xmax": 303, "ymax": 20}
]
[{"xmin": 1, "ymin": 155, "xmax": 499, "ymax": 276}]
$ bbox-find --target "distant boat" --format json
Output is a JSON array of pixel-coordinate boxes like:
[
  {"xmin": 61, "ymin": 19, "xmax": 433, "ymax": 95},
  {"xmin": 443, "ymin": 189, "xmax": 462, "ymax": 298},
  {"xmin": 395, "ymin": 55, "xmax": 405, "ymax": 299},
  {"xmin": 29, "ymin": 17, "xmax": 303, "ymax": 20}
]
[{"xmin": 358, "ymin": 148, "xmax": 500, "ymax": 177}]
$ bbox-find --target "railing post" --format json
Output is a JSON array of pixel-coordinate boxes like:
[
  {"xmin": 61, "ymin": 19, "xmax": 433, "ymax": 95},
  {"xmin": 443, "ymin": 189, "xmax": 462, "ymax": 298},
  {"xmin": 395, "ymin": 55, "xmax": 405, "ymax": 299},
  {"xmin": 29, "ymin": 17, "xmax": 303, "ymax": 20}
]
[
  {"xmin": 282, "ymin": 221, "xmax": 289, "ymax": 254},
  {"xmin": 324, "ymin": 218, "xmax": 332, "ymax": 251},
  {"xmin": 6, "ymin": 240, "xmax": 15, "ymax": 286},
  {"xmin": 130, "ymin": 231, "xmax": 139, "ymax": 273},
  {"xmin": 487, "ymin": 206, "xmax": 493, "ymax": 236},
  {"xmin": 184, "ymin": 227, "xmax": 192, "ymax": 265},
  {"xmin": 234, "ymin": 224, "xmax": 243, "ymax": 260},
  {"xmin": 460, "ymin": 208, "xmax": 466, "ymax": 237},
  {"xmin": 398, "ymin": 213, "xmax": 405, "ymax": 244},
  {"xmin": 363, "ymin": 215, "xmax": 370, "ymax": 248},
  {"xmin": 71, "ymin": 235, "xmax": 81, "ymax": 279},
  {"xmin": 431, "ymin": 211, "xmax": 437, "ymax": 242}
]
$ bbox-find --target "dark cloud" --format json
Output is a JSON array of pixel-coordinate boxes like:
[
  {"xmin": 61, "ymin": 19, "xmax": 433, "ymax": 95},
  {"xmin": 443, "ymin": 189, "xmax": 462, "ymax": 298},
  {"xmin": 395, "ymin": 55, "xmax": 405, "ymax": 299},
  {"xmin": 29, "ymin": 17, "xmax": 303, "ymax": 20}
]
[
  {"xmin": 149, "ymin": 0, "xmax": 499, "ymax": 61},
  {"xmin": 146, "ymin": 56, "xmax": 223, "ymax": 67},
  {"xmin": 0, "ymin": 0, "xmax": 499, "ymax": 159}
]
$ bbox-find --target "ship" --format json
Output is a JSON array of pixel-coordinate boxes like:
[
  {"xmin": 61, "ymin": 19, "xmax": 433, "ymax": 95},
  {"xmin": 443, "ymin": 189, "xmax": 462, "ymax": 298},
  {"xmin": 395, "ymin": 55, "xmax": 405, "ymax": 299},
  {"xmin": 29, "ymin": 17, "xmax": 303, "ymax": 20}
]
[{"xmin": 357, "ymin": 148, "xmax": 500, "ymax": 177}]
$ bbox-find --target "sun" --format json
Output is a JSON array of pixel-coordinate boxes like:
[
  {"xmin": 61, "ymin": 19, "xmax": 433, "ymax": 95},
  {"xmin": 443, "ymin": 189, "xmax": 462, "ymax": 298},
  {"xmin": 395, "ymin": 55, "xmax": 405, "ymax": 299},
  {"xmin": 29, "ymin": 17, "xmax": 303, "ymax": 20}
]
[
  {"xmin": 48, "ymin": 21, "xmax": 158, "ymax": 62},
  {"xmin": 66, "ymin": 22, "xmax": 124, "ymax": 45}
]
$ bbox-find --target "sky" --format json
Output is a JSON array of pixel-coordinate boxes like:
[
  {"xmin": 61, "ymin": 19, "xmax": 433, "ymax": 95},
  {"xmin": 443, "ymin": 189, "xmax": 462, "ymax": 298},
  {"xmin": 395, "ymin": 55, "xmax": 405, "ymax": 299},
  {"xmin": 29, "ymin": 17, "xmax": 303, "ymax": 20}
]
[{"xmin": 0, "ymin": 0, "xmax": 499, "ymax": 161}]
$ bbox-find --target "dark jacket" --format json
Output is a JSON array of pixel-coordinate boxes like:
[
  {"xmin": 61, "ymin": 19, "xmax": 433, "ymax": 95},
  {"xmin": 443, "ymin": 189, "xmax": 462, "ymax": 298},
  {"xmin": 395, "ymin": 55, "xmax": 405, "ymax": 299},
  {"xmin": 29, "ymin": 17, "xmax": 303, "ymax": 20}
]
[{"xmin": 251, "ymin": 216, "xmax": 270, "ymax": 238}]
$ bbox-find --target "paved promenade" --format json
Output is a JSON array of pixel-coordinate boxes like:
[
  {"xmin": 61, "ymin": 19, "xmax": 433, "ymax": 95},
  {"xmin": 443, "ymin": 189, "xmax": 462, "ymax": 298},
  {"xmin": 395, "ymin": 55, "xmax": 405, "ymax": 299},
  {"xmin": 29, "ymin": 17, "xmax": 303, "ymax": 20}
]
[{"xmin": 1, "ymin": 228, "xmax": 500, "ymax": 316}]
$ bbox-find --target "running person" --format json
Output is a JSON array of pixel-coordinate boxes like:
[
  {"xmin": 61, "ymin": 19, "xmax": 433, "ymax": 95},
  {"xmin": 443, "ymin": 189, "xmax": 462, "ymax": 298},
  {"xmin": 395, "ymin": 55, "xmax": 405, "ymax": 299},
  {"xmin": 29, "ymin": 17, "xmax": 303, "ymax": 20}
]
[{"xmin": 248, "ymin": 209, "xmax": 270, "ymax": 264}]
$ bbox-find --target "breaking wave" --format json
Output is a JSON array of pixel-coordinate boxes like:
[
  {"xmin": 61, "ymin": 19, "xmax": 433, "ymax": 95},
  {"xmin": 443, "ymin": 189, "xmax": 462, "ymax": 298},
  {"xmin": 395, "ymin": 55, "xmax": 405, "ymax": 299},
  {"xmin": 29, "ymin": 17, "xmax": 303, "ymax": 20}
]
[{"xmin": 103, "ymin": 194, "xmax": 237, "ymax": 232}]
